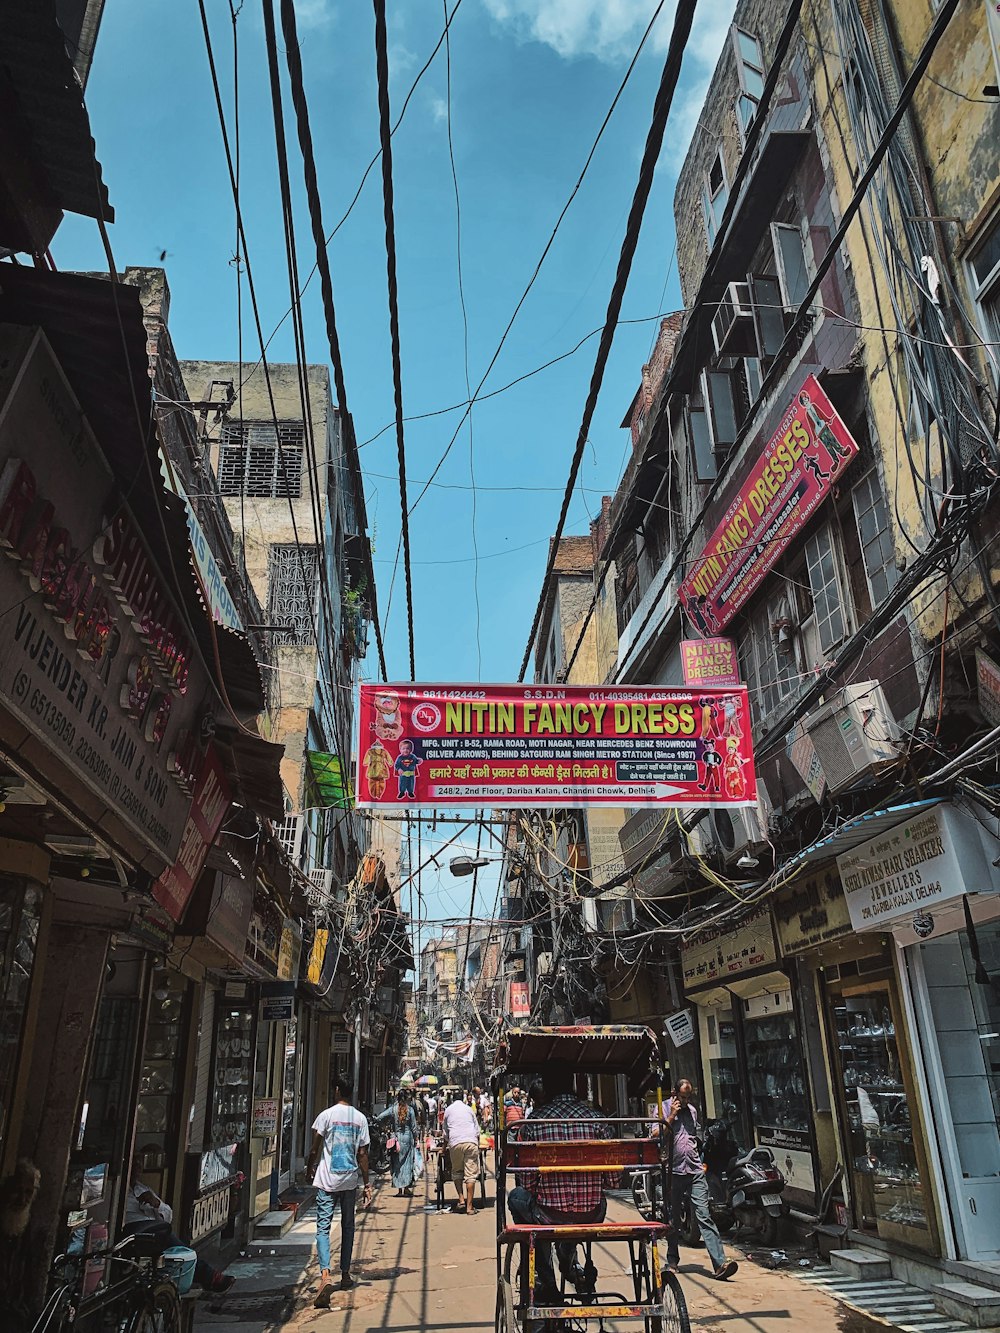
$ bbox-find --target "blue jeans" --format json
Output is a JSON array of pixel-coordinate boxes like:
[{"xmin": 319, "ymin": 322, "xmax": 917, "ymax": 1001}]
[
  {"xmin": 507, "ymin": 1187, "xmax": 605, "ymax": 1294},
  {"xmin": 667, "ymin": 1172, "xmax": 726, "ymax": 1270},
  {"xmin": 316, "ymin": 1188, "xmax": 357, "ymax": 1274}
]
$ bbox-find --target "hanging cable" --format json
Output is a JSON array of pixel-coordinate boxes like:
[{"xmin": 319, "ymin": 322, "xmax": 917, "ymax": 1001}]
[
  {"xmin": 277, "ymin": 0, "xmax": 389, "ymax": 680},
  {"xmin": 516, "ymin": 0, "xmax": 697, "ymax": 681},
  {"xmin": 372, "ymin": 0, "xmax": 416, "ymax": 679}
]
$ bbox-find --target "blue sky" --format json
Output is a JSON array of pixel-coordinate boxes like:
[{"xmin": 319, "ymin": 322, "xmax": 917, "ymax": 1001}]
[
  {"xmin": 56, "ymin": 0, "xmax": 735, "ymax": 691},
  {"xmin": 54, "ymin": 0, "xmax": 734, "ymax": 946}
]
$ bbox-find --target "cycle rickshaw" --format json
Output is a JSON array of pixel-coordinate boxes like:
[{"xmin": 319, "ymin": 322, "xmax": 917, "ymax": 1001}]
[{"xmin": 492, "ymin": 1025, "xmax": 689, "ymax": 1332}]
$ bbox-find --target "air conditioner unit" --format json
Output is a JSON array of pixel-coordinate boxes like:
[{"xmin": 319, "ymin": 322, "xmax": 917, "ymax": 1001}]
[
  {"xmin": 803, "ymin": 680, "xmax": 901, "ymax": 794},
  {"xmin": 608, "ymin": 898, "xmax": 637, "ymax": 934},
  {"xmin": 536, "ymin": 951, "xmax": 554, "ymax": 977},
  {"xmin": 707, "ymin": 806, "xmax": 769, "ymax": 865},
  {"xmin": 711, "ymin": 281, "xmax": 756, "ymax": 355}
]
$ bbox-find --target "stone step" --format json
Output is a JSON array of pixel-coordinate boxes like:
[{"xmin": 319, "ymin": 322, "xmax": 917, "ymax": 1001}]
[
  {"xmin": 830, "ymin": 1248, "xmax": 893, "ymax": 1282},
  {"xmin": 933, "ymin": 1281, "xmax": 1000, "ymax": 1329},
  {"xmin": 252, "ymin": 1209, "xmax": 296, "ymax": 1240}
]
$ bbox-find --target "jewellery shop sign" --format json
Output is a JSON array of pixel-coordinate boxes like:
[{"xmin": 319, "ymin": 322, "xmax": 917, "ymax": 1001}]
[
  {"xmin": 357, "ymin": 682, "xmax": 757, "ymax": 809},
  {"xmin": 0, "ymin": 328, "xmax": 202, "ymax": 867},
  {"xmin": 837, "ymin": 803, "xmax": 1000, "ymax": 934}
]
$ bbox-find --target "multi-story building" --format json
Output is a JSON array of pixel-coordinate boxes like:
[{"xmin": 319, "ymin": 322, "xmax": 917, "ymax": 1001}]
[{"xmin": 521, "ymin": 0, "xmax": 1000, "ymax": 1298}]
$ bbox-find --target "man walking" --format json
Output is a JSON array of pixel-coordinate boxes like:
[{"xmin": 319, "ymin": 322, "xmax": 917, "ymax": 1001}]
[
  {"xmin": 442, "ymin": 1089, "xmax": 480, "ymax": 1215},
  {"xmin": 307, "ymin": 1077, "xmax": 372, "ymax": 1306},
  {"xmin": 659, "ymin": 1079, "xmax": 737, "ymax": 1280}
]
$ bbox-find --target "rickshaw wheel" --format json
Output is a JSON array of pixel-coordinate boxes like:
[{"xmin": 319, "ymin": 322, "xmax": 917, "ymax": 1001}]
[
  {"xmin": 495, "ymin": 1276, "xmax": 518, "ymax": 1331},
  {"xmin": 648, "ymin": 1269, "xmax": 690, "ymax": 1333}
]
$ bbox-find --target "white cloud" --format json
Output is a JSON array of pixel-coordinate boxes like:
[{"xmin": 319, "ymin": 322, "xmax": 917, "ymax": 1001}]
[
  {"xmin": 429, "ymin": 93, "xmax": 448, "ymax": 124},
  {"xmin": 481, "ymin": 0, "xmax": 734, "ymax": 70},
  {"xmin": 294, "ymin": 0, "xmax": 335, "ymax": 32}
]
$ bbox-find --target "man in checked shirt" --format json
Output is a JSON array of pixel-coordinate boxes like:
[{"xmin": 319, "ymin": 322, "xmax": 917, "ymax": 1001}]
[{"xmin": 507, "ymin": 1069, "xmax": 617, "ymax": 1303}]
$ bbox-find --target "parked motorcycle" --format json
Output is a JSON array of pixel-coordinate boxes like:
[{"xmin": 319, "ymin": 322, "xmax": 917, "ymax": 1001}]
[{"xmin": 631, "ymin": 1115, "xmax": 788, "ymax": 1246}]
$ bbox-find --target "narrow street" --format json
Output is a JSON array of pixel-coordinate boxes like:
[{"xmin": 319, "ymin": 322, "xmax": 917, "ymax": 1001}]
[{"xmin": 196, "ymin": 1166, "xmax": 872, "ymax": 1333}]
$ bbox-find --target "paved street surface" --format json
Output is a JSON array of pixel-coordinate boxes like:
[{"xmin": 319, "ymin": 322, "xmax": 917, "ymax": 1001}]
[{"xmin": 194, "ymin": 1163, "xmax": 878, "ymax": 1333}]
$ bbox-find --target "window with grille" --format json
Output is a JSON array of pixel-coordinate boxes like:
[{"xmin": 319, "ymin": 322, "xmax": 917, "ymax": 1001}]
[
  {"xmin": 217, "ymin": 421, "xmax": 304, "ymax": 498},
  {"xmin": 275, "ymin": 814, "xmax": 303, "ymax": 862},
  {"xmin": 738, "ymin": 595, "xmax": 800, "ymax": 725},
  {"xmin": 852, "ymin": 470, "xmax": 900, "ymax": 608},
  {"xmin": 267, "ymin": 544, "xmax": 318, "ymax": 644}
]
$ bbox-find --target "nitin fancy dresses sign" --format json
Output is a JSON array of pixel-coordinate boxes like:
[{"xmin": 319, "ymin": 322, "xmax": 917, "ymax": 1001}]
[
  {"xmin": 678, "ymin": 374, "xmax": 859, "ymax": 633},
  {"xmin": 357, "ymin": 683, "xmax": 757, "ymax": 809}
]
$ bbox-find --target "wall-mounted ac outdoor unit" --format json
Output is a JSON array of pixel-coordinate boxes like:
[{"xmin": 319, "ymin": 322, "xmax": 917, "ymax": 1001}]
[
  {"xmin": 803, "ymin": 680, "xmax": 901, "ymax": 794},
  {"xmin": 711, "ymin": 281, "xmax": 756, "ymax": 356},
  {"xmin": 707, "ymin": 806, "xmax": 769, "ymax": 865}
]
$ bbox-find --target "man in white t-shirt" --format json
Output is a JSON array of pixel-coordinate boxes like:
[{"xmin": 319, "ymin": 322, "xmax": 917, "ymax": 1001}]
[
  {"xmin": 306, "ymin": 1078, "xmax": 371, "ymax": 1306},
  {"xmin": 443, "ymin": 1091, "xmax": 481, "ymax": 1215}
]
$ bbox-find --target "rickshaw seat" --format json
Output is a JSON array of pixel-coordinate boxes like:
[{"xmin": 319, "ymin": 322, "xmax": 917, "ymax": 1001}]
[
  {"xmin": 503, "ymin": 1137, "xmax": 662, "ymax": 1172},
  {"xmin": 499, "ymin": 1221, "xmax": 668, "ymax": 1243}
]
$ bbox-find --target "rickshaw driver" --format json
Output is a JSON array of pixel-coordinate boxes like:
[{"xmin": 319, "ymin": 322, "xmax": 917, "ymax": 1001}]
[{"xmin": 507, "ymin": 1069, "xmax": 618, "ymax": 1304}]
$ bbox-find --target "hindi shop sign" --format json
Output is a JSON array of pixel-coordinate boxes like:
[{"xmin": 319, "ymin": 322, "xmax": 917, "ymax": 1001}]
[
  {"xmin": 680, "ymin": 906, "xmax": 777, "ymax": 991},
  {"xmin": 678, "ymin": 374, "xmax": 859, "ymax": 633},
  {"xmin": 681, "ymin": 638, "xmax": 740, "ymax": 687},
  {"xmin": 357, "ymin": 683, "xmax": 757, "ymax": 809},
  {"xmin": 837, "ymin": 803, "xmax": 997, "ymax": 933},
  {"xmin": 509, "ymin": 981, "xmax": 530, "ymax": 1019},
  {"xmin": 0, "ymin": 326, "xmax": 202, "ymax": 869}
]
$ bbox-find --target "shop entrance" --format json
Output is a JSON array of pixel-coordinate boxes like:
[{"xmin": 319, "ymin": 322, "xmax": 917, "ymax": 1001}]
[
  {"xmin": 910, "ymin": 923, "xmax": 1000, "ymax": 1261},
  {"xmin": 825, "ymin": 974, "xmax": 936, "ymax": 1250}
]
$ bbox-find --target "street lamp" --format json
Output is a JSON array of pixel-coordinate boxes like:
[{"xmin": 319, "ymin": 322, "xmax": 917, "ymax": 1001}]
[{"xmin": 449, "ymin": 855, "xmax": 493, "ymax": 877}]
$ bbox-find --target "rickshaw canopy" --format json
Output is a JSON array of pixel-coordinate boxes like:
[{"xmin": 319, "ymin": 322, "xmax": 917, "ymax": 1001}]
[{"xmin": 492, "ymin": 1024, "xmax": 664, "ymax": 1094}]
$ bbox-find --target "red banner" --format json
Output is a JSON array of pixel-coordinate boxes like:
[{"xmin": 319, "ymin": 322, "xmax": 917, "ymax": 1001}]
[
  {"xmin": 509, "ymin": 981, "xmax": 530, "ymax": 1019},
  {"xmin": 680, "ymin": 638, "xmax": 740, "ymax": 686},
  {"xmin": 357, "ymin": 683, "xmax": 757, "ymax": 809},
  {"xmin": 678, "ymin": 374, "xmax": 859, "ymax": 633},
  {"xmin": 153, "ymin": 745, "xmax": 231, "ymax": 921}
]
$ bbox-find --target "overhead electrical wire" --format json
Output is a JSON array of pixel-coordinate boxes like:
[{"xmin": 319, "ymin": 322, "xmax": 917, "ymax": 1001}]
[
  {"xmin": 373, "ymin": 0, "xmax": 417, "ymax": 680},
  {"xmin": 516, "ymin": 0, "xmax": 698, "ymax": 682},
  {"xmin": 442, "ymin": 0, "xmax": 481, "ymax": 679},
  {"xmin": 278, "ymin": 0, "xmax": 389, "ymax": 679},
  {"xmin": 401, "ymin": 0, "xmax": 670, "ymax": 521}
]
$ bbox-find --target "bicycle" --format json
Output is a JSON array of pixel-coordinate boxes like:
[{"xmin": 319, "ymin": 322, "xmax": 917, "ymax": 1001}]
[{"xmin": 31, "ymin": 1232, "xmax": 182, "ymax": 1333}]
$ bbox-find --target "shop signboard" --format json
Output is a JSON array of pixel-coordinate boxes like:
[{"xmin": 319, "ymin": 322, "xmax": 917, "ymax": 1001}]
[
  {"xmin": 681, "ymin": 907, "xmax": 777, "ymax": 991},
  {"xmin": 509, "ymin": 981, "xmax": 530, "ymax": 1019},
  {"xmin": 252, "ymin": 1097, "xmax": 279, "ymax": 1137},
  {"xmin": 331, "ymin": 1030, "xmax": 351, "ymax": 1054},
  {"xmin": 975, "ymin": 648, "xmax": 1000, "ymax": 727},
  {"xmin": 356, "ymin": 683, "xmax": 757, "ymax": 809},
  {"xmin": 259, "ymin": 981, "xmax": 295, "ymax": 1023},
  {"xmin": 678, "ymin": 374, "xmax": 859, "ymax": 633},
  {"xmin": 277, "ymin": 918, "xmax": 302, "ymax": 981},
  {"xmin": 0, "ymin": 327, "xmax": 204, "ymax": 871},
  {"xmin": 203, "ymin": 873, "xmax": 254, "ymax": 965},
  {"xmin": 585, "ymin": 807, "xmax": 628, "ymax": 893},
  {"xmin": 664, "ymin": 1009, "xmax": 696, "ymax": 1047},
  {"xmin": 153, "ymin": 746, "xmax": 231, "ymax": 921},
  {"xmin": 773, "ymin": 868, "xmax": 852, "ymax": 955},
  {"xmin": 838, "ymin": 803, "xmax": 1000, "ymax": 933},
  {"xmin": 680, "ymin": 638, "xmax": 740, "ymax": 687}
]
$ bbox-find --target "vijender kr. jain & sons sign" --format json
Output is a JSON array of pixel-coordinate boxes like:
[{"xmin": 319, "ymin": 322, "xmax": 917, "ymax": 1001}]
[{"xmin": 0, "ymin": 325, "xmax": 209, "ymax": 871}]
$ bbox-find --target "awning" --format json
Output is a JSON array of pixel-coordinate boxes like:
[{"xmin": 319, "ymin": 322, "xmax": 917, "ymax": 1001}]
[
  {"xmin": 307, "ymin": 751, "xmax": 353, "ymax": 810},
  {"xmin": 778, "ymin": 799, "xmax": 942, "ymax": 878},
  {"xmin": 0, "ymin": 0, "xmax": 113, "ymax": 222}
]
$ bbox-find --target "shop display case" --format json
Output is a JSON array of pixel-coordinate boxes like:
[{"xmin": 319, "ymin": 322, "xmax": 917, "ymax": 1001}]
[
  {"xmin": 135, "ymin": 966, "xmax": 190, "ymax": 1194},
  {"xmin": 832, "ymin": 992, "xmax": 928, "ymax": 1236},
  {"xmin": 210, "ymin": 1001, "xmax": 253, "ymax": 1148},
  {"xmin": 745, "ymin": 1011, "xmax": 809, "ymax": 1135}
]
